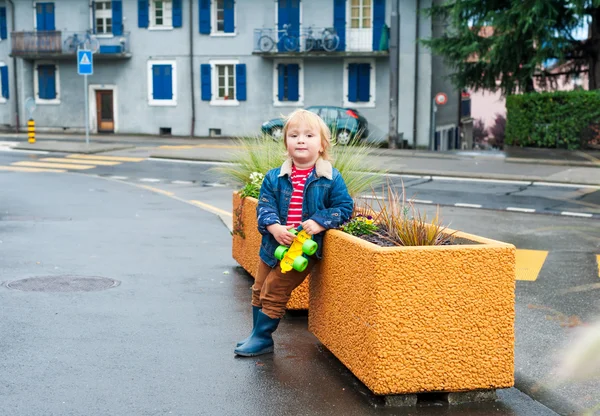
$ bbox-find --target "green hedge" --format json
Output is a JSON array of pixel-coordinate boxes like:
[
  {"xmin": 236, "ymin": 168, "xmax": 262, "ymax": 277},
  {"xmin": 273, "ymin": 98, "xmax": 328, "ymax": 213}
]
[{"xmin": 506, "ymin": 90, "xmax": 600, "ymax": 149}]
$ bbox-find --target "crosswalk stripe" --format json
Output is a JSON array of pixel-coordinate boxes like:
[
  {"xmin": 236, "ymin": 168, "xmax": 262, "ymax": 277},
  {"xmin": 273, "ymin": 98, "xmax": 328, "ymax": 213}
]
[
  {"xmin": 66, "ymin": 154, "xmax": 145, "ymax": 162},
  {"xmin": 12, "ymin": 161, "xmax": 95, "ymax": 170},
  {"xmin": 40, "ymin": 157, "xmax": 121, "ymax": 166},
  {"xmin": 0, "ymin": 165, "xmax": 66, "ymax": 173},
  {"xmin": 516, "ymin": 249, "xmax": 549, "ymax": 281}
]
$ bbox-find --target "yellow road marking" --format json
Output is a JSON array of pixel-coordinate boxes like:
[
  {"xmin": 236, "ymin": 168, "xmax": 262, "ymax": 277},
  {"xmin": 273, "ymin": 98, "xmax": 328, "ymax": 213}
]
[
  {"xmin": 597, "ymin": 255, "xmax": 600, "ymax": 278},
  {"xmin": 0, "ymin": 165, "xmax": 66, "ymax": 173},
  {"xmin": 189, "ymin": 200, "xmax": 232, "ymax": 217},
  {"xmin": 192, "ymin": 144, "xmax": 240, "ymax": 149},
  {"xmin": 159, "ymin": 145, "xmax": 195, "ymax": 149},
  {"xmin": 139, "ymin": 185, "xmax": 174, "ymax": 196},
  {"xmin": 40, "ymin": 157, "xmax": 121, "ymax": 166},
  {"xmin": 516, "ymin": 249, "xmax": 549, "ymax": 281},
  {"xmin": 66, "ymin": 154, "xmax": 145, "ymax": 162},
  {"xmin": 11, "ymin": 161, "xmax": 95, "ymax": 170}
]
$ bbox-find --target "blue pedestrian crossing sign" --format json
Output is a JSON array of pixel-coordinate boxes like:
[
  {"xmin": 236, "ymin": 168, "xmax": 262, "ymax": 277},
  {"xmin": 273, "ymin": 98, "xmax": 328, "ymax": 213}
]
[{"xmin": 77, "ymin": 50, "xmax": 93, "ymax": 75}]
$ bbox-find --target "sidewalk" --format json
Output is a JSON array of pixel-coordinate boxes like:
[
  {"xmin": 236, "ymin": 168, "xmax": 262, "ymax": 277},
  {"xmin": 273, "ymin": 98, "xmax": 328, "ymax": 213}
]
[{"xmin": 4, "ymin": 132, "xmax": 600, "ymax": 186}]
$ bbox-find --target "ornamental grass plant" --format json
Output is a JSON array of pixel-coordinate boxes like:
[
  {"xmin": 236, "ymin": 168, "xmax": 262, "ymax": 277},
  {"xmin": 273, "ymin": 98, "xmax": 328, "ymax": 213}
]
[
  {"xmin": 351, "ymin": 181, "xmax": 455, "ymax": 247},
  {"xmin": 215, "ymin": 135, "xmax": 384, "ymax": 198}
]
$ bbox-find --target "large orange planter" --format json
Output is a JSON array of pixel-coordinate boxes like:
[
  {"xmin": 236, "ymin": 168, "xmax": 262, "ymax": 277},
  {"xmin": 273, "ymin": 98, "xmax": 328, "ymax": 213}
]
[
  {"xmin": 232, "ymin": 193, "xmax": 309, "ymax": 310},
  {"xmin": 309, "ymin": 229, "xmax": 516, "ymax": 395}
]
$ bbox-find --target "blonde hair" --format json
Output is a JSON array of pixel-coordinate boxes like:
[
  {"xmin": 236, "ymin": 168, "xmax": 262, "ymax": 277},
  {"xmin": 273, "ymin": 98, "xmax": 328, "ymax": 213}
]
[{"xmin": 282, "ymin": 109, "xmax": 332, "ymax": 161}]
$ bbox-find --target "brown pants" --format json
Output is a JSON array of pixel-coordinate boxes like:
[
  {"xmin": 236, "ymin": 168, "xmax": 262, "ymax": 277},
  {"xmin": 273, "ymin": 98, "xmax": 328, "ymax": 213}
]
[{"xmin": 252, "ymin": 259, "xmax": 316, "ymax": 319}]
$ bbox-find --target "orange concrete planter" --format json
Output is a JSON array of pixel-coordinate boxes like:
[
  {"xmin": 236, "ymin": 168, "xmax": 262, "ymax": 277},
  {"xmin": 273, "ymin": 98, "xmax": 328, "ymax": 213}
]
[
  {"xmin": 232, "ymin": 193, "xmax": 309, "ymax": 310},
  {"xmin": 309, "ymin": 229, "xmax": 516, "ymax": 396}
]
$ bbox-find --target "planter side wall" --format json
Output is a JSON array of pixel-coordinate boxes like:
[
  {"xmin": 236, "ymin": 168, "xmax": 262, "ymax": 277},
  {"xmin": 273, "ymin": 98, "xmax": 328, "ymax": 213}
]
[
  {"xmin": 232, "ymin": 194, "xmax": 310, "ymax": 310},
  {"xmin": 311, "ymin": 230, "xmax": 515, "ymax": 396}
]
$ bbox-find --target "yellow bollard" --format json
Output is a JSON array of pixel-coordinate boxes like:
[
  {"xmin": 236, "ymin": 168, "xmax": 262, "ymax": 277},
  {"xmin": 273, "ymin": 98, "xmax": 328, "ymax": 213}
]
[{"xmin": 27, "ymin": 119, "xmax": 35, "ymax": 144}]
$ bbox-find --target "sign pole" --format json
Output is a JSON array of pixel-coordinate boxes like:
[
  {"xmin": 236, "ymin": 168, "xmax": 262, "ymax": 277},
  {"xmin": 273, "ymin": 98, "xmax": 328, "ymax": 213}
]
[{"xmin": 84, "ymin": 74, "xmax": 89, "ymax": 146}]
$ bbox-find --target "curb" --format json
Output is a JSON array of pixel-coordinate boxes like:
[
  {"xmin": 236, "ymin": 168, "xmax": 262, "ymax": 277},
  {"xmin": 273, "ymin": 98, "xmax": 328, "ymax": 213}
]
[
  {"xmin": 506, "ymin": 157, "xmax": 600, "ymax": 168},
  {"xmin": 514, "ymin": 371, "xmax": 582, "ymax": 416},
  {"xmin": 14, "ymin": 143, "xmax": 135, "ymax": 154}
]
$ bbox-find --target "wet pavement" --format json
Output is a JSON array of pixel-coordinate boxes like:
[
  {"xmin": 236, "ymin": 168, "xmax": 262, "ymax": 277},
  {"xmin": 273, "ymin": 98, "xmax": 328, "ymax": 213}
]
[{"xmin": 0, "ymin": 170, "xmax": 565, "ymax": 416}]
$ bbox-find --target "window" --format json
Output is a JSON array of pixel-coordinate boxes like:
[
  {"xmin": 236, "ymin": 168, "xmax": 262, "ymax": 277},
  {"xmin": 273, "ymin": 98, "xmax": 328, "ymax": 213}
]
[
  {"xmin": 350, "ymin": 0, "xmax": 371, "ymax": 29},
  {"xmin": 273, "ymin": 60, "xmax": 303, "ymax": 107},
  {"xmin": 200, "ymin": 0, "xmax": 235, "ymax": 35},
  {"xmin": 95, "ymin": 1, "xmax": 113, "ymax": 34},
  {"xmin": 0, "ymin": 63, "xmax": 8, "ymax": 102},
  {"xmin": 201, "ymin": 61, "xmax": 246, "ymax": 106},
  {"xmin": 151, "ymin": 0, "xmax": 172, "ymax": 28},
  {"xmin": 34, "ymin": 62, "xmax": 60, "ymax": 104},
  {"xmin": 35, "ymin": 2, "xmax": 55, "ymax": 31},
  {"xmin": 0, "ymin": 7, "xmax": 7, "ymax": 40},
  {"xmin": 147, "ymin": 60, "xmax": 177, "ymax": 106},
  {"xmin": 343, "ymin": 59, "xmax": 375, "ymax": 108}
]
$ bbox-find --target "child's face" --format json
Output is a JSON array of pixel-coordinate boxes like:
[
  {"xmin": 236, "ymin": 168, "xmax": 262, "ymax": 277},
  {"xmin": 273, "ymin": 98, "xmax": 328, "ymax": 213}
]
[{"xmin": 285, "ymin": 121, "xmax": 323, "ymax": 166}]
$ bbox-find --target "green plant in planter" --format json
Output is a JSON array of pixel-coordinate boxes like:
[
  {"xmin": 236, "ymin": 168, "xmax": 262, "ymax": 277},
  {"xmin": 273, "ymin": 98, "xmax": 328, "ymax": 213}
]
[
  {"xmin": 339, "ymin": 214, "xmax": 378, "ymax": 236},
  {"xmin": 355, "ymin": 182, "xmax": 455, "ymax": 246},
  {"xmin": 239, "ymin": 172, "xmax": 265, "ymax": 199}
]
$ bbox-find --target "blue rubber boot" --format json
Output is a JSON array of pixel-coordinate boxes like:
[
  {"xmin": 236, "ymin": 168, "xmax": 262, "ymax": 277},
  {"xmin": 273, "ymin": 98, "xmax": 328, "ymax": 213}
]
[
  {"xmin": 236, "ymin": 305, "xmax": 260, "ymax": 347},
  {"xmin": 234, "ymin": 310, "xmax": 280, "ymax": 357}
]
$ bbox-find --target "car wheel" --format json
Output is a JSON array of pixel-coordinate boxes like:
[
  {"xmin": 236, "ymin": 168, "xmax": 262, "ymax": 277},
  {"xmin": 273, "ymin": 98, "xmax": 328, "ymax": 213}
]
[
  {"xmin": 270, "ymin": 127, "xmax": 284, "ymax": 141},
  {"xmin": 336, "ymin": 129, "xmax": 352, "ymax": 146}
]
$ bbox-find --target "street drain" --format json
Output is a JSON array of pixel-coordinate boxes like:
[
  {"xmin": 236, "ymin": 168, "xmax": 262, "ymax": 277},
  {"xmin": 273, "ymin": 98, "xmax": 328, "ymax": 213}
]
[{"xmin": 5, "ymin": 275, "xmax": 120, "ymax": 292}]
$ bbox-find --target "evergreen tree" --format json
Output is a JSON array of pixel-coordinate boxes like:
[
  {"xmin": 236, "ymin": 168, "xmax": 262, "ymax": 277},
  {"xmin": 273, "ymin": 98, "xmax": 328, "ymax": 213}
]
[{"xmin": 423, "ymin": 0, "xmax": 600, "ymax": 95}]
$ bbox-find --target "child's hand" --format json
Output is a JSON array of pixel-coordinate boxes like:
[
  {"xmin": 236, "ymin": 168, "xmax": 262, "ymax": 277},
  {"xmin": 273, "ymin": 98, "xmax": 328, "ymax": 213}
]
[
  {"xmin": 267, "ymin": 224, "xmax": 296, "ymax": 246},
  {"xmin": 302, "ymin": 219, "xmax": 325, "ymax": 236}
]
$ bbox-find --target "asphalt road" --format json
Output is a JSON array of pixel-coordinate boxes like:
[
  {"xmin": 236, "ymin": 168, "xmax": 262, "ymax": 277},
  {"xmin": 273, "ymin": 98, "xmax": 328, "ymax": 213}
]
[{"xmin": 1, "ymin": 151, "xmax": 599, "ymax": 415}]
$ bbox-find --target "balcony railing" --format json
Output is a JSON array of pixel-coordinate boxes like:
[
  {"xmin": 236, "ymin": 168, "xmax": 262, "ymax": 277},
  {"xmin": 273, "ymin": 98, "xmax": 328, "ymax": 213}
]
[
  {"xmin": 11, "ymin": 31, "xmax": 131, "ymax": 57},
  {"xmin": 253, "ymin": 26, "xmax": 388, "ymax": 55}
]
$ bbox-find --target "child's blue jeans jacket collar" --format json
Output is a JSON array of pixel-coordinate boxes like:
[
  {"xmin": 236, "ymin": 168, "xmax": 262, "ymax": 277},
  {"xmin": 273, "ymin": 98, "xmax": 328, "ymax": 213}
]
[{"xmin": 257, "ymin": 157, "xmax": 354, "ymax": 268}]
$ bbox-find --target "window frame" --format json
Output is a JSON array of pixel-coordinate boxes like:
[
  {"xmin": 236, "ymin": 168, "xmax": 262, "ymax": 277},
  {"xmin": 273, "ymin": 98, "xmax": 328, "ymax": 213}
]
[
  {"xmin": 94, "ymin": 0, "xmax": 113, "ymax": 36},
  {"xmin": 0, "ymin": 62, "xmax": 7, "ymax": 103},
  {"xmin": 149, "ymin": 0, "xmax": 173, "ymax": 30},
  {"xmin": 343, "ymin": 58, "xmax": 375, "ymax": 108},
  {"xmin": 210, "ymin": 0, "xmax": 236, "ymax": 36},
  {"xmin": 147, "ymin": 60, "xmax": 177, "ymax": 106},
  {"xmin": 210, "ymin": 59, "xmax": 239, "ymax": 106},
  {"xmin": 34, "ymin": 61, "xmax": 60, "ymax": 105},
  {"xmin": 272, "ymin": 59, "xmax": 304, "ymax": 107}
]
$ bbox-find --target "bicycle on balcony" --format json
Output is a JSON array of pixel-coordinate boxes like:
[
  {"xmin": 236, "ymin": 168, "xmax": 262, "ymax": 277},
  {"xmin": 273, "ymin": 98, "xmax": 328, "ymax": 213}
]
[
  {"xmin": 304, "ymin": 26, "xmax": 340, "ymax": 52},
  {"xmin": 63, "ymin": 31, "xmax": 100, "ymax": 53},
  {"xmin": 257, "ymin": 24, "xmax": 299, "ymax": 52}
]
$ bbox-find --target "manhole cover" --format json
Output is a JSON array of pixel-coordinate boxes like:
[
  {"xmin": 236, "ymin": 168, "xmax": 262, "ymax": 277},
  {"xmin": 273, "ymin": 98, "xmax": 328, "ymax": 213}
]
[{"xmin": 5, "ymin": 275, "xmax": 120, "ymax": 292}]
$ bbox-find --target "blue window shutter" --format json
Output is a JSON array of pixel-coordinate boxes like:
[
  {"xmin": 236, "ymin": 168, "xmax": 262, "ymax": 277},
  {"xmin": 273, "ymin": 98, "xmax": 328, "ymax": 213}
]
[
  {"xmin": 287, "ymin": 64, "xmax": 299, "ymax": 101},
  {"xmin": 333, "ymin": 0, "xmax": 346, "ymax": 51},
  {"xmin": 0, "ymin": 8, "xmax": 7, "ymax": 40},
  {"xmin": 201, "ymin": 64, "xmax": 211, "ymax": 101},
  {"xmin": 372, "ymin": 0, "xmax": 385, "ymax": 51},
  {"xmin": 223, "ymin": 0, "xmax": 234, "ymax": 33},
  {"xmin": 36, "ymin": 4, "xmax": 45, "ymax": 30},
  {"xmin": 46, "ymin": 3, "xmax": 55, "ymax": 31},
  {"xmin": 358, "ymin": 63, "xmax": 370, "ymax": 101},
  {"xmin": 347, "ymin": 63, "xmax": 358, "ymax": 102},
  {"xmin": 38, "ymin": 65, "xmax": 56, "ymax": 100},
  {"xmin": 163, "ymin": 65, "xmax": 173, "ymax": 99},
  {"xmin": 277, "ymin": 64, "xmax": 285, "ymax": 101},
  {"xmin": 1, "ymin": 66, "xmax": 9, "ymax": 99},
  {"xmin": 199, "ymin": 0, "xmax": 210, "ymax": 34},
  {"xmin": 236, "ymin": 64, "xmax": 246, "ymax": 101},
  {"xmin": 173, "ymin": 0, "xmax": 183, "ymax": 28},
  {"xmin": 138, "ymin": 0, "xmax": 149, "ymax": 28},
  {"xmin": 152, "ymin": 65, "xmax": 173, "ymax": 100},
  {"xmin": 112, "ymin": 1, "xmax": 123, "ymax": 35}
]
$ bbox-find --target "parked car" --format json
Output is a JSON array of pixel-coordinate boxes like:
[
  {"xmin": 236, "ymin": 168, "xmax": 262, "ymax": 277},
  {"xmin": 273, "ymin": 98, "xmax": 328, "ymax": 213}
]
[{"xmin": 261, "ymin": 106, "xmax": 369, "ymax": 145}]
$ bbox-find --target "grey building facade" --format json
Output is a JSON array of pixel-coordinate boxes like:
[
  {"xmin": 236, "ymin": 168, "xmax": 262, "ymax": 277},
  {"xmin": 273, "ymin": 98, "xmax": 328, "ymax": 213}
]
[{"xmin": 0, "ymin": 0, "xmax": 463, "ymax": 149}]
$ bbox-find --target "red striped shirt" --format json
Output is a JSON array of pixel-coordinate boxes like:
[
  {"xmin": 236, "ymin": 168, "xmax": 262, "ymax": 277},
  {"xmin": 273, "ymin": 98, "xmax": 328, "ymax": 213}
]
[{"xmin": 286, "ymin": 165, "xmax": 313, "ymax": 228}]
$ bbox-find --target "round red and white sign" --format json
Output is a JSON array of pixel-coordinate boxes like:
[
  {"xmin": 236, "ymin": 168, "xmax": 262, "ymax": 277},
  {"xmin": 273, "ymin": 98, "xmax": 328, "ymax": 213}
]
[{"xmin": 435, "ymin": 93, "xmax": 448, "ymax": 106}]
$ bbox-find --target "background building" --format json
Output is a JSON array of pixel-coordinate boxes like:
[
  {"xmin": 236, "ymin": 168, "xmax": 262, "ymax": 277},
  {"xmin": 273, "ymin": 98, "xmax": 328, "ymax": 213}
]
[{"xmin": 0, "ymin": 0, "xmax": 463, "ymax": 150}]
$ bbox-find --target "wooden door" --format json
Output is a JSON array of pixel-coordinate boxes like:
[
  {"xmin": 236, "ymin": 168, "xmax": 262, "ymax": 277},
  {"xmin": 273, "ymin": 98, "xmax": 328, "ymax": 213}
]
[{"xmin": 95, "ymin": 90, "xmax": 114, "ymax": 133}]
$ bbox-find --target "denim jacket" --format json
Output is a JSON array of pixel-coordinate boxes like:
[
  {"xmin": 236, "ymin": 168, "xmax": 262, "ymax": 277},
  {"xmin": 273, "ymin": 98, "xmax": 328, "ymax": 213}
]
[{"xmin": 257, "ymin": 157, "xmax": 354, "ymax": 267}]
